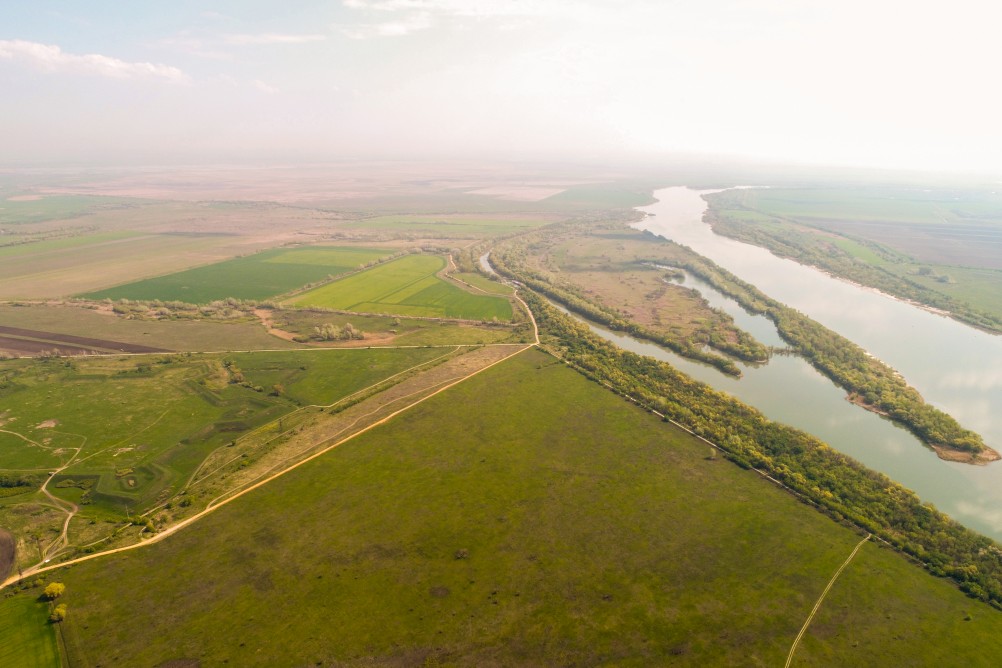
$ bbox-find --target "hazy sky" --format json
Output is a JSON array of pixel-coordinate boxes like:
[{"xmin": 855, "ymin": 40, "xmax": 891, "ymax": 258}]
[{"xmin": 3, "ymin": 0, "xmax": 1002, "ymax": 173}]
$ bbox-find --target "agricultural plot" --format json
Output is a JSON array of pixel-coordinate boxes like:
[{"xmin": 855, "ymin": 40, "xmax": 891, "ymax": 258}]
[
  {"xmin": 346, "ymin": 213, "xmax": 555, "ymax": 235},
  {"xmin": 270, "ymin": 309, "xmax": 530, "ymax": 346},
  {"xmin": 0, "ymin": 348, "xmax": 448, "ymax": 546},
  {"xmin": 707, "ymin": 186, "xmax": 1002, "ymax": 269},
  {"xmin": 23, "ymin": 349, "xmax": 1002, "ymax": 666},
  {"xmin": 293, "ymin": 254, "xmax": 513, "ymax": 321},
  {"xmin": 0, "ymin": 232, "xmax": 235, "ymax": 299},
  {"xmin": 0, "ymin": 303, "xmax": 300, "ymax": 353},
  {"xmin": 81, "ymin": 246, "xmax": 391, "ymax": 303},
  {"xmin": 451, "ymin": 271, "xmax": 514, "ymax": 295}
]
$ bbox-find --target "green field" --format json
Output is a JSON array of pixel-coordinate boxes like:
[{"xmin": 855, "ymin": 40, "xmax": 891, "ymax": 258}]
[
  {"xmin": 0, "ymin": 347, "xmax": 448, "ymax": 562},
  {"xmin": 13, "ymin": 349, "xmax": 1001, "ymax": 665},
  {"xmin": 81, "ymin": 246, "xmax": 391, "ymax": 303},
  {"xmin": 0, "ymin": 232, "xmax": 236, "ymax": 300},
  {"xmin": 0, "ymin": 596, "xmax": 59, "ymax": 668},
  {"xmin": 272, "ymin": 309, "xmax": 529, "ymax": 345},
  {"xmin": 293, "ymin": 254, "xmax": 513, "ymax": 320},
  {"xmin": 452, "ymin": 271, "xmax": 514, "ymax": 295}
]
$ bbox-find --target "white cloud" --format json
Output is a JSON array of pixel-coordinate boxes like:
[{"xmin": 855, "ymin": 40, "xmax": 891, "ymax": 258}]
[
  {"xmin": 222, "ymin": 33, "xmax": 327, "ymax": 45},
  {"xmin": 0, "ymin": 39, "xmax": 188, "ymax": 83},
  {"xmin": 252, "ymin": 79, "xmax": 279, "ymax": 94},
  {"xmin": 338, "ymin": 12, "xmax": 434, "ymax": 38},
  {"xmin": 337, "ymin": 0, "xmax": 581, "ymax": 37},
  {"xmin": 342, "ymin": 0, "xmax": 577, "ymax": 18}
]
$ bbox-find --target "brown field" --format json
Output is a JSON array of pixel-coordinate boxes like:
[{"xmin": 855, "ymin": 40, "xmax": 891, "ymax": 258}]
[
  {"xmin": 0, "ymin": 325, "xmax": 168, "ymax": 355},
  {"xmin": 522, "ymin": 226, "xmax": 749, "ymax": 345},
  {"xmin": 0, "ymin": 303, "xmax": 300, "ymax": 352},
  {"xmin": 0, "ymin": 529, "xmax": 13, "ymax": 581},
  {"xmin": 811, "ymin": 218, "xmax": 1002, "ymax": 269},
  {"xmin": 0, "ymin": 335, "xmax": 98, "ymax": 357}
]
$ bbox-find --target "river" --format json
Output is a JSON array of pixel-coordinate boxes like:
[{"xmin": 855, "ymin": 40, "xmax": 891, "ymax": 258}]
[{"xmin": 622, "ymin": 187, "xmax": 1002, "ymax": 540}]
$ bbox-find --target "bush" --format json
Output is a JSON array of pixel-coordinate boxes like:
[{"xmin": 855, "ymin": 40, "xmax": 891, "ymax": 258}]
[{"xmin": 49, "ymin": 603, "xmax": 67, "ymax": 623}]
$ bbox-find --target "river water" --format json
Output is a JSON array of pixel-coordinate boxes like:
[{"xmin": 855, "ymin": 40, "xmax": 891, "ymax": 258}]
[{"xmin": 613, "ymin": 188, "xmax": 1002, "ymax": 540}]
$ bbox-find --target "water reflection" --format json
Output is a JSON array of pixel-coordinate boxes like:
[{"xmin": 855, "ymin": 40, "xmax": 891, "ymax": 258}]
[{"xmin": 615, "ymin": 188, "xmax": 1002, "ymax": 540}]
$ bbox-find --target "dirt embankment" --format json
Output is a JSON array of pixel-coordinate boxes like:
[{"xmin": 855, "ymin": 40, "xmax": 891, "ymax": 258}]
[{"xmin": 0, "ymin": 529, "xmax": 14, "ymax": 582}]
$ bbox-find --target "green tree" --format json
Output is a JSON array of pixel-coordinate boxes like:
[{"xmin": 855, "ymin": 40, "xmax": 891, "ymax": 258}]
[
  {"xmin": 49, "ymin": 603, "xmax": 67, "ymax": 623},
  {"xmin": 43, "ymin": 582, "xmax": 65, "ymax": 600}
]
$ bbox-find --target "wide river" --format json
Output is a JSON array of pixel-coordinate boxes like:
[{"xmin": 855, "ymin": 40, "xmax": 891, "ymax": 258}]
[{"xmin": 613, "ymin": 187, "xmax": 1002, "ymax": 540}]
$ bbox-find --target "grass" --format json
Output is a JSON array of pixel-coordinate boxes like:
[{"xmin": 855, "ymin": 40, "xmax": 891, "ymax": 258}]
[
  {"xmin": 293, "ymin": 254, "xmax": 513, "ymax": 320},
  {"xmin": 272, "ymin": 309, "xmax": 530, "ymax": 345},
  {"xmin": 81, "ymin": 246, "xmax": 391, "ymax": 303},
  {"xmin": 452, "ymin": 271, "xmax": 514, "ymax": 295},
  {"xmin": 0, "ymin": 347, "xmax": 448, "ymax": 561},
  {"xmin": 0, "ymin": 595, "xmax": 60, "ymax": 668},
  {"xmin": 0, "ymin": 303, "xmax": 300, "ymax": 352},
  {"xmin": 0, "ymin": 233, "xmax": 232, "ymax": 300},
  {"xmin": 31, "ymin": 349, "xmax": 1002, "ymax": 665}
]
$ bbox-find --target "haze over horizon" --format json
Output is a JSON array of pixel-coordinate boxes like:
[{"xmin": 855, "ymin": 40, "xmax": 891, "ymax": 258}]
[{"xmin": 3, "ymin": 1, "xmax": 1001, "ymax": 176}]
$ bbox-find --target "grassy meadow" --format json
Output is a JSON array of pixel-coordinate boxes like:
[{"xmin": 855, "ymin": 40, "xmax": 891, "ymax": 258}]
[
  {"xmin": 271, "ymin": 309, "xmax": 530, "ymax": 346},
  {"xmin": 81, "ymin": 246, "xmax": 391, "ymax": 303},
  {"xmin": 0, "ymin": 595, "xmax": 60, "ymax": 668},
  {"xmin": 11, "ymin": 349, "xmax": 1000, "ymax": 666},
  {"xmin": 293, "ymin": 254, "xmax": 513, "ymax": 320},
  {"xmin": 0, "ymin": 347, "xmax": 448, "ymax": 566}
]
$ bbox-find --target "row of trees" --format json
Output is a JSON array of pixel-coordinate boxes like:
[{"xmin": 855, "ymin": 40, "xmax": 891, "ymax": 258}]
[
  {"xmin": 312, "ymin": 322, "xmax": 364, "ymax": 341},
  {"xmin": 491, "ymin": 246, "xmax": 765, "ymax": 376},
  {"xmin": 651, "ymin": 244, "xmax": 989, "ymax": 455},
  {"xmin": 521, "ymin": 289, "xmax": 1002, "ymax": 607}
]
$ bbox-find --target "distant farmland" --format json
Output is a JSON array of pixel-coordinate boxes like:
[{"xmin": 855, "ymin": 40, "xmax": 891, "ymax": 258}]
[
  {"xmin": 293, "ymin": 254, "xmax": 513, "ymax": 320},
  {"xmin": 81, "ymin": 246, "xmax": 390, "ymax": 303}
]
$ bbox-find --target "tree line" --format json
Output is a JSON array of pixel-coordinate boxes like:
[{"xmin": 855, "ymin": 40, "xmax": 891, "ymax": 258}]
[{"xmin": 519, "ymin": 288, "xmax": 1002, "ymax": 608}]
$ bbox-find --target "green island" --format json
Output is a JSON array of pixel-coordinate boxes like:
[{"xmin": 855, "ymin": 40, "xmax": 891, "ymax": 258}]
[{"xmin": 490, "ymin": 220, "xmax": 995, "ymax": 463}]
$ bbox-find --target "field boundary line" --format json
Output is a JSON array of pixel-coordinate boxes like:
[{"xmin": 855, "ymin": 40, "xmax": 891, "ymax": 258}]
[
  {"xmin": 0, "ymin": 343, "xmax": 534, "ymax": 590},
  {"xmin": 181, "ymin": 345, "xmax": 464, "ymax": 492},
  {"xmin": 785, "ymin": 533, "xmax": 870, "ymax": 667}
]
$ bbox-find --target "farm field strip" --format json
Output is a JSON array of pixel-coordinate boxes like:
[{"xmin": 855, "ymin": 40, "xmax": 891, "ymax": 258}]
[
  {"xmin": 181, "ymin": 345, "xmax": 464, "ymax": 491},
  {"xmin": 1, "ymin": 343, "xmax": 531, "ymax": 588},
  {"xmin": 0, "ymin": 234, "xmax": 227, "ymax": 287},
  {"xmin": 81, "ymin": 245, "xmax": 392, "ymax": 303},
  {"xmin": 293, "ymin": 254, "xmax": 513, "ymax": 320},
  {"xmin": 0, "ymin": 325, "xmax": 168, "ymax": 354}
]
